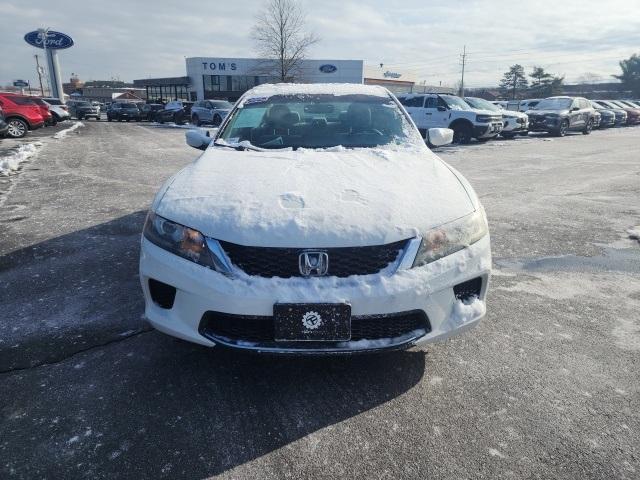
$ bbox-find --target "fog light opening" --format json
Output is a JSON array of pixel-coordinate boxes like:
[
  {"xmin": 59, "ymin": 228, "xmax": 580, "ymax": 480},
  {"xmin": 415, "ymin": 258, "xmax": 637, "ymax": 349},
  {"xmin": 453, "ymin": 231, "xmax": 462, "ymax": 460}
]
[
  {"xmin": 453, "ymin": 277, "xmax": 482, "ymax": 302},
  {"xmin": 149, "ymin": 278, "xmax": 177, "ymax": 309}
]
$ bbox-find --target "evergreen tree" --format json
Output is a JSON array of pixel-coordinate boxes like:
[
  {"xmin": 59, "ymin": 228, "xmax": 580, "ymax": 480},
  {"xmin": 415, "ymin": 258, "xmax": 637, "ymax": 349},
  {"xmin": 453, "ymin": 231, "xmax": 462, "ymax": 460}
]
[{"xmin": 499, "ymin": 64, "xmax": 528, "ymax": 99}]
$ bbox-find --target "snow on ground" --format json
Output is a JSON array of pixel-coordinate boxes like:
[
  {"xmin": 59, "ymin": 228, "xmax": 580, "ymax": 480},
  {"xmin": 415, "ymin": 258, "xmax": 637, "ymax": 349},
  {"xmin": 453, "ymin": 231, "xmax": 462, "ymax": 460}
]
[
  {"xmin": 451, "ymin": 296, "xmax": 486, "ymax": 324},
  {"xmin": 53, "ymin": 122, "xmax": 84, "ymax": 139},
  {"xmin": 0, "ymin": 142, "xmax": 42, "ymax": 175},
  {"xmin": 149, "ymin": 122, "xmax": 199, "ymax": 130},
  {"xmin": 628, "ymin": 227, "xmax": 640, "ymax": 241}
]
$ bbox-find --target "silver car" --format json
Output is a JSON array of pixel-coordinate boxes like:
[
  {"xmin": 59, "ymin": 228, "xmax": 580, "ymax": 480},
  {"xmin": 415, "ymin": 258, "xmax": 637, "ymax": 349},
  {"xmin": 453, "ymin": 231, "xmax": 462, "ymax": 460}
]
[{"xmin": 191, "ymin": 100, "xmax": 232, "ymax": 126}]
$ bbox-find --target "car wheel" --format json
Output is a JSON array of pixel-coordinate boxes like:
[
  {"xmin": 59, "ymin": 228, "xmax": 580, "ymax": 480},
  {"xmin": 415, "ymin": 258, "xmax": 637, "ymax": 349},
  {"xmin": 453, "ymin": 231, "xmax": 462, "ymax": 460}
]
[
  {"xmin": 193, "ymin": 114, "xmax": 201, "ymax": 126},
  {"xmin": 213, "ymin": 114, "xmax": 222, "ymax": 127},
  {"xmin": 582, "ymin": 119, "xmax": 593, "ymax": 135},
  {"xmin": 476, "ymin": 137, "xmax": 491, "ymax": 143},
  {"xmin": 451, "ymin": 123, "xmax": 473, "ymax": 144},
  {"xmin": 555, "ymin": 120, "xmax": 569, "ymax": 137},
  {"xmin": 6, "ymin": 118, "xmax": 28, "ymax": 138},
  {"xmin": 501, "ymin": 132, "xmax": 515, "ymax": 139},
  {"xmin": 126, "ymin": 119, "xmax": 131, "ymax": 122},
  {"xmin": 174, "ymin": 113, "xmax": 184, "ymax": 125}
]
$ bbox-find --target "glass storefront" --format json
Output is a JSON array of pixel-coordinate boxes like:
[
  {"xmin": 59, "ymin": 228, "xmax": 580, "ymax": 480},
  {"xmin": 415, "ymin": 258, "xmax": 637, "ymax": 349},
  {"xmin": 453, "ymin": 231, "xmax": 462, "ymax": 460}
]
[
  {"xmin": 202, "ymin": 74, "xmax": 273, "ymax": 99},
  {"xmin": 146, "ymin": 85, "xmax": 190, "ymax": 102}
]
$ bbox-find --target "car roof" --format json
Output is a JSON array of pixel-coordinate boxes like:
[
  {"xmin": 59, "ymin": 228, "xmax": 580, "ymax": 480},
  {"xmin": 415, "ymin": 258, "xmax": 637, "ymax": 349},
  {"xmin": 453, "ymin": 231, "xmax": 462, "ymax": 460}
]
[{"xmin": 246, "ymin": 83, "xmax": 391, "ymax": 99}]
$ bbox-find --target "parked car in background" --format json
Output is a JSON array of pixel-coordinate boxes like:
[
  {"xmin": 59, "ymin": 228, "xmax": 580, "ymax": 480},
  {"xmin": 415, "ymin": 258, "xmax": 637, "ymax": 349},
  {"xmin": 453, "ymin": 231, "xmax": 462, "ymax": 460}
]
[
  {"xmin": 527, "ymin": 96, "xmax": 597, "ymax": 136},
  {"xmin": 155, "ymin": 100, "xmax": 194, "ymax": 125},
  {"xmin": 606, "ymin": 100, "xmax": 640, "ymax": 125},
  {"xmin": 589, "ymin": 101, "xmax": 616, "ymax": 128},
  {"xmin": 139, "ymin": 103, "xmax": 165, "ymax": 121},
  {"xmin": 107, "ymin": 102, "xmax": 141, "ymax": 122},
  {"xmin": 30, "ymin": 98, "xmax": 54, "ymax": 126},
  {"xmin": 592, "ymin": 110, "xmax": 601, "ymax": 129},
  {"xmin": 41, "ymin": 98, "xmax": 70, "ymax": 124},
  {"xmin": 142, "ymin": 83, "xmax": 490, "ymax": 354},
  {"xmin": 464, "ymin": 96, "xmax": 528, "ymax": 139},
  {"xmin": 507, "ymin": 99, "xmax": 542, "ymax": 112},
  {"xmin": 593, "ymin": 100, "xmax": 628, "ymax": 126},
  {"xmin": 0, "ymin": 93, "xmax": 44, "ymax": 138},
  {"xmin": 191, "ymin": 100, "xmax": 233, "ymax": 126},
  {"xmin": 68, "ymin": 100, "xmax": 100, "ymax": 120},
  {"xmin": 397, "ymin": 93, "xmax": 503, "ymax": 143},
  {"xmin": 492, "ymin": 100, "xmax": 508, "ymax": 109},
  {"xmin": 0, "ymin": 105, "xmax": 8, "ymax": 137}
]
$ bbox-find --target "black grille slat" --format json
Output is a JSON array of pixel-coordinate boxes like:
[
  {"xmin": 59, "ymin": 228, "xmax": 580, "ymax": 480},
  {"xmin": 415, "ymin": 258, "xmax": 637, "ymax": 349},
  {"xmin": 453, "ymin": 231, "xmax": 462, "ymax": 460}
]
[
  {"xmin": 219, "ymin": 240, "xmax": 407, "ymax": 278},
  {"xmin": 199, "ymin": 310, "xmax": 430, "ymax": 348}
]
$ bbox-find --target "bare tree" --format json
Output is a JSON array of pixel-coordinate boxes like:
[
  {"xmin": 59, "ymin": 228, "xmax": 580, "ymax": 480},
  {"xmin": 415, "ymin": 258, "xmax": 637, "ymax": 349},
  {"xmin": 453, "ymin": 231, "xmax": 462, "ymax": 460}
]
[{"xmin": 252, "ymin": 0, "xmax": 319, "ymax": 82}]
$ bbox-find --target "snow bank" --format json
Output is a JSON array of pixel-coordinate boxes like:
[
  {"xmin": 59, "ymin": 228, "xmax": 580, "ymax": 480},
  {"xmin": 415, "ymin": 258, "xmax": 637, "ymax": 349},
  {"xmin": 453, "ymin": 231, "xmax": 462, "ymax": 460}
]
[
  {"xmin": 150, "ymin": 122, "xmax": 199, "ymax": 130},
  {"xmin": 628, "ymin": 227, "xmax": 640, "ymax": 241},
  {"xmin": 0, "ymin": 142, "xmax": 42, "ymax": 175},
  {"xmin": 53, "ymin": 121, "xmax": 84, "ymax": 139}
]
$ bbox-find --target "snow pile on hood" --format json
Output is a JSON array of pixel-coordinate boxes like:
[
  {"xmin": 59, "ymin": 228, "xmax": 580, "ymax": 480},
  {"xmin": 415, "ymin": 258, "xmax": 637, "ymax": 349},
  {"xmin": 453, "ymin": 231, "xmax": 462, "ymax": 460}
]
[
  {"xmin": 53, "ymin": 121, "xmax": 84, "ymax": 139},
  {"xmin": 156, "ymin": 144, "xmax": 476, "ymax": 247},
  {"xmin": 0, "ymin": 142, "xmax": 42, "ymax": 175}
]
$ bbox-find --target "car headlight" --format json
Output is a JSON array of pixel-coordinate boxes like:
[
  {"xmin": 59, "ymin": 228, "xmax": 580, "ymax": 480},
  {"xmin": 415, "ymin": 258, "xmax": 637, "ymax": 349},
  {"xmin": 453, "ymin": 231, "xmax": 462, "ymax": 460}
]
[
  {"xmin": 412, "ymin": 209, "xmax": 488, "ymax": 267},
  {"xmin": 475, "ymin": 114, "xmax": 492, "ymax": 123},
  {"xmin": 143, "ymin": 212, "xmax": 232, "ymax": 275}
]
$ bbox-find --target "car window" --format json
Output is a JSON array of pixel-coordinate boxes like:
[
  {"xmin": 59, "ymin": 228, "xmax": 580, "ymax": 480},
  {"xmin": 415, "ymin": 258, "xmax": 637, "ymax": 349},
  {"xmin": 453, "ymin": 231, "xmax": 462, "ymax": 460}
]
[
  {"xmin": 10, "ymin": 96, "xmax": 37, "ymax": 105},
  {"xmin": 211, "ymin": 101, "xmax": 232, "ymax": 109},
  {"xmin": 219, "ymin": 93, "xmax": 420, "ymax": 150},
  {"xmin": 399, "ymin": 96, "xmax": 424, "ymax": 108},
  {"xmin": 440, "ymin": 95, "xmax": 472, "ymax": 111},
  {"xmin": 425, "ymin": 97, "xmax": 438, "ymax": 108}
]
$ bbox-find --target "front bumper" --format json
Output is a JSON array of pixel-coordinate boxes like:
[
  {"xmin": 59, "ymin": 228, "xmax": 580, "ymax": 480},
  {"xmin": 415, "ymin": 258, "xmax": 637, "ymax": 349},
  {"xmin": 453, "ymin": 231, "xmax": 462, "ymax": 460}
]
[
  {"xmin": 473, "ymin": 122, "xmax": 503, "ymax": 139},
  {"xmin": 139, "ymin": 235, "xmax": 492, "ymax": 354},
  {"xmin": 502, "ymin": 117, "xmax": 528, "ymax": 133}
]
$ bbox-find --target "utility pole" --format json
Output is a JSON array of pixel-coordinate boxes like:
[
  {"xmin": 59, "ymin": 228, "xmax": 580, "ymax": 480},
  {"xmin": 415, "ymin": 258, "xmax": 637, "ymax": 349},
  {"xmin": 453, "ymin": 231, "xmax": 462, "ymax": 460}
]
[
  {"xmin": 35, "ymin": 54, "xmax": 45, "ymax": 96},
  {"xmin": 459, "ymin": 45, "xmax": 467, "ymax": 97}
]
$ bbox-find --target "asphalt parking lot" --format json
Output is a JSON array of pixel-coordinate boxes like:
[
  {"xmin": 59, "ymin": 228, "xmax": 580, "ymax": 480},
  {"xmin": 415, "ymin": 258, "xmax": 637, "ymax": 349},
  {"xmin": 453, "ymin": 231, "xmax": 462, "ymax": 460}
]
[{"xmin": 1, "ymin": 122, "xmax": 639, "ymax": 479}]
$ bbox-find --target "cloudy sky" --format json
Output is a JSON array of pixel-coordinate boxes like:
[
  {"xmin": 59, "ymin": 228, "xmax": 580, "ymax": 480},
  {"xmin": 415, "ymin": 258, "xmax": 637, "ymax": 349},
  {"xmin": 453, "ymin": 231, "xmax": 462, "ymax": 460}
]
[{"xmin": 2, "ymin": 0, "xmax": 639, "ymax": 88}]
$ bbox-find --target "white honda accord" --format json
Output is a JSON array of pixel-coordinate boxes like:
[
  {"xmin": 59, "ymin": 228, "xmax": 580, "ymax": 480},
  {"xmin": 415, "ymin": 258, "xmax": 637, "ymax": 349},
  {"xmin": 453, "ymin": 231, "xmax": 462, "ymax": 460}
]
[{"xmin": 139, "ymin": 83, "xmax": 491, "ymax": 354}]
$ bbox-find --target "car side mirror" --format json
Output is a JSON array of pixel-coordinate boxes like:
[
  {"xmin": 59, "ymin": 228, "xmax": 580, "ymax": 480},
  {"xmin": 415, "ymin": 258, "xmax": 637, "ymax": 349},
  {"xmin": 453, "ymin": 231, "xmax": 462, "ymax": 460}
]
[
  {"xmin": 571, "ymin": 107, "xmax": 579, "ymax": 112},
  {"xmin": 437, "ymin": 106, "xmax": 447, "ymax": 112},
  {"xmin": 427, "ymin": 128, "xmax": 453, "ymax": 147},
  {"xmin": 185, "ymin": 129, "xmax": 212, "ymax": 151}
]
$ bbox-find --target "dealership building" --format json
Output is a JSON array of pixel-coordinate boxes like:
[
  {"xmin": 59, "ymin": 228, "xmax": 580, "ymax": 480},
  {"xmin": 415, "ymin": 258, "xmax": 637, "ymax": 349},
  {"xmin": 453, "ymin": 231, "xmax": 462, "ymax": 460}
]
[{"xmin": 134, "ymin": 57, "xmax": 364, "ymax": 103}]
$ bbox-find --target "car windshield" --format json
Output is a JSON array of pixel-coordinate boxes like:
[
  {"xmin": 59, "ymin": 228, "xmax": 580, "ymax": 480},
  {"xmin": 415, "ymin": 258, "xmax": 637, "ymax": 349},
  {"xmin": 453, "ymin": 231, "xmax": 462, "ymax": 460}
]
[
  {"xmin": 534, "ymin": 98, "xmax": 572, "ymax": 110},
  {"xmin": 465, "ymin": 97, "xmax": 500, "ymax": 111},
  {"xmin": 218, "ymin": 93, "xmax": 419, "ymax": 150},
  {"xmin": 441, "ymin": 95, "xmax": 473, "ymax": 111},
  {"xmin": 211, "ymin": 101, "xmax": 232, "ymax": 109}
]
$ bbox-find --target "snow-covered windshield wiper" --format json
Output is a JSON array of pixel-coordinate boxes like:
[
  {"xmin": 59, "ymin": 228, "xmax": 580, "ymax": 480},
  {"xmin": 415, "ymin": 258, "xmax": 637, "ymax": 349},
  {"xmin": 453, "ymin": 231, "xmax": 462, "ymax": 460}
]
[{"xmin": 213, "ymin": 139, "xmax": 265, "ymax": 152}]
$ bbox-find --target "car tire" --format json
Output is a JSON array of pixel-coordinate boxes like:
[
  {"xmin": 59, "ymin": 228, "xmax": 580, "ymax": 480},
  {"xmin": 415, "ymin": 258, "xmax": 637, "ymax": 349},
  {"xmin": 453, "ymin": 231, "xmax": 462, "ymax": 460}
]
[
  {"xmin": 451, "ymin": 122, "xmax": 473, "ymax": 144},
  {"xmin": 213, "ymin": 114, "xmax": 222, "ymax": 127},
  {"xmin": 582, "ymin": 119, "xmax": 593, "ymax": 135},
  {"xmin": 193, "ymin": 114, "xmax": 201, "ymax": 126},
  {"xmin": 555, "ymin": 120, "xmax": 569, "ymax": 137},
  {"xmin": 6, "ymin": 118, "xmax": 28, "ymax": 138},
  {"xmin": 174, "ymin": 113, "xmax": 184, "ymax": 125},
  {"xmin": 501, "ymin": 132, "xmax": 515, "ymax": 139}
]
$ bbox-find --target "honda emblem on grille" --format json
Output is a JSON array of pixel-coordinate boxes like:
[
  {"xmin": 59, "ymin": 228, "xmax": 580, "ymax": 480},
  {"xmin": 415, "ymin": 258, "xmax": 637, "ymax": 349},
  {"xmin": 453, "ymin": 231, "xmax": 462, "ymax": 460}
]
[{"xmin": 298, "ymin": 251, "xmax": 329, "ymax": 277}]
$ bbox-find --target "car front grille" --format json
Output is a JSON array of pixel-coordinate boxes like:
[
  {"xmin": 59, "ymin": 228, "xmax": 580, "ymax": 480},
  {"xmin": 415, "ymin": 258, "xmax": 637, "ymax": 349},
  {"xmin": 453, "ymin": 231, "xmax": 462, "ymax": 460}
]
[
  {"xmin": 219, "ymin": 239, "xmax": 408, "ymax": 278},
  {"xmin": 199, "ymin": 310, "xmax": 431, "ymax": 349}
]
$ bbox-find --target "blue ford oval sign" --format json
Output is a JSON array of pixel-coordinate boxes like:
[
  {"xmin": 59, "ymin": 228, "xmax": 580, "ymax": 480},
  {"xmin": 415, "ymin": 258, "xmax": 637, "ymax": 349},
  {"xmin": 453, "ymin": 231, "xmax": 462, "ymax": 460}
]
[
  {"xmin": 24, "ymin": 30, "xmax": 74, "ymax": 50},
  {"xmin": 319, "ymin": 64, "xmax": 337, "ymax": 74}
]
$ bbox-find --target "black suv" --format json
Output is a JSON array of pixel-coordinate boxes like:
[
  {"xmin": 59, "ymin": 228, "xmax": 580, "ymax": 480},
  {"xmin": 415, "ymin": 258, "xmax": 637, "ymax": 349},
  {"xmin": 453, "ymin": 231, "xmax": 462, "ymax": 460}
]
[
  {"xmin": 107, "ymin": 102, "xmax": 141, "ymax": 122},
  {"xmin": 68, "ymin": 100, "xmax": 100, "ymax": 120},
  {"xmin": 139, "ymin": 103, "xmax": 164, "ymax": 121},
  {"xmin": 527, "ymin": 96, "xmax": 597, "ymax": 136}
]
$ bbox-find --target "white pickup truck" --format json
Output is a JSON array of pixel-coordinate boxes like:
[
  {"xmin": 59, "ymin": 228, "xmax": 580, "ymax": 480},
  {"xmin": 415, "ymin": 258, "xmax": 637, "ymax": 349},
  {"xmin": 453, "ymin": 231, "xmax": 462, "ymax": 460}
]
[{"xmin": 396, "ymin": 93, "xmax": 503, "ymax": 144}]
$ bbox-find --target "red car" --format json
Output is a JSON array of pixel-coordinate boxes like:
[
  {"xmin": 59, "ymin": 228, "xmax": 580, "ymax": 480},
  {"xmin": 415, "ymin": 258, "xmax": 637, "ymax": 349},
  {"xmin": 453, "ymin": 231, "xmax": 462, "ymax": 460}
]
[
  {"xmin": 0, "ymin": 93, "xmax": 45, "ymax": 138},
  {"xmin": 30, "ymin": 97, "xmax": 54, "ymax": 126}
]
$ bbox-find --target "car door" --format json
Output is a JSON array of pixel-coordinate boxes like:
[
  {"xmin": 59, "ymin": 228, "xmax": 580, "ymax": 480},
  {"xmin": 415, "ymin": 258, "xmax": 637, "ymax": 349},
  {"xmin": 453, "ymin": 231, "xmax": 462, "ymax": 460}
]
[
  {"xmin": 579, "ymin": 99, "xmax": 592, "ymax": 125},
  {"xmin": 428, "ymin": 96, "xmax": 450, "ymax": 128},
  {"xmin": 399, "ymin": 95, "xmax": 426, "ymax": 129},
  {"xmin": 568, "ymin": 99, "xmax": 583, "ymax": 129},
  {"xmin": 204, "ymin": 102, "xmax": 215, "ymax": 123}
]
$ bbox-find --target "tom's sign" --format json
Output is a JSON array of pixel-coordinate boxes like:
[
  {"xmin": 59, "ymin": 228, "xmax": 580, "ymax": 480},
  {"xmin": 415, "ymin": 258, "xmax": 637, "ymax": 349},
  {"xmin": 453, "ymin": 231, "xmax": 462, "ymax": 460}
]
[{"xmin": 24, "ymin": 30, "xmax": 74, "ymax": 50}]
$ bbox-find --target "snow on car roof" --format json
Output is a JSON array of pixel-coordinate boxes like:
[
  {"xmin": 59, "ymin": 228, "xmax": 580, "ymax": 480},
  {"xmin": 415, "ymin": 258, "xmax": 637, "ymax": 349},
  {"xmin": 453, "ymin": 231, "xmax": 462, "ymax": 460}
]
[{"xmin": 242, "ymin": 83, "xmax": 391, "ymax": 100}]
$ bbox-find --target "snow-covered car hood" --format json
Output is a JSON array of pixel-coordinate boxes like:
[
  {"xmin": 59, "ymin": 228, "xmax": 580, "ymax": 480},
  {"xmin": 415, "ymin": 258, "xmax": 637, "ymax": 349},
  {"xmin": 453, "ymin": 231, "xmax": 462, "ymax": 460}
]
[
  {"xmin": 500, "ymin": 110, "xmax": 527, "ymax": 119},
  {"xmin": 154, "ymin": 146, "xmax": 476, "ymax": 248}
]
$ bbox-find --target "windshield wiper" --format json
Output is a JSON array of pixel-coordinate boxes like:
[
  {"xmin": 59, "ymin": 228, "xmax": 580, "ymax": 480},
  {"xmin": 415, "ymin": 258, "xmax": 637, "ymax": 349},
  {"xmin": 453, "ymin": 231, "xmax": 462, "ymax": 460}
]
[{"xmin": 213, "ymin": 140, "xmax": 265, "ymax": 152}]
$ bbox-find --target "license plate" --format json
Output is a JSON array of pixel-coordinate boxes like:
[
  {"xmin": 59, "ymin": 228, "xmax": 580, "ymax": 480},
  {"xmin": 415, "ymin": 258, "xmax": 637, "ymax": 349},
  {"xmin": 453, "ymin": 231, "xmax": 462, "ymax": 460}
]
[{"xmin": 274, "ymin": 303, "xmax": 351, "ymax": 341}]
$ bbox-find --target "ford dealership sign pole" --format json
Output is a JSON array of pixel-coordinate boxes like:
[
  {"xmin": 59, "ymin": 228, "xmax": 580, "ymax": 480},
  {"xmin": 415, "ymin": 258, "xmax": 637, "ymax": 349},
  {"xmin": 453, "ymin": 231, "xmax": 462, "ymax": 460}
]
[{"xmin": 24, "ymin": 29, "xmax": 74, "ymax": 103}]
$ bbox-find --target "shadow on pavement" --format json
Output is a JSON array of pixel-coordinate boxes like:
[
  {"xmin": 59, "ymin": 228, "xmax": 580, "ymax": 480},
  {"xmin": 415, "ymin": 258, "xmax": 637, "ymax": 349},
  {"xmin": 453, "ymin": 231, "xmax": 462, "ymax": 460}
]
[
  {"xmin": 0, "ymin": 333, "xmax": 427, "ymax": 479},
  {"xmin": 0, "ymin": 211, "xmax": 148, "ymax": 371}
]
